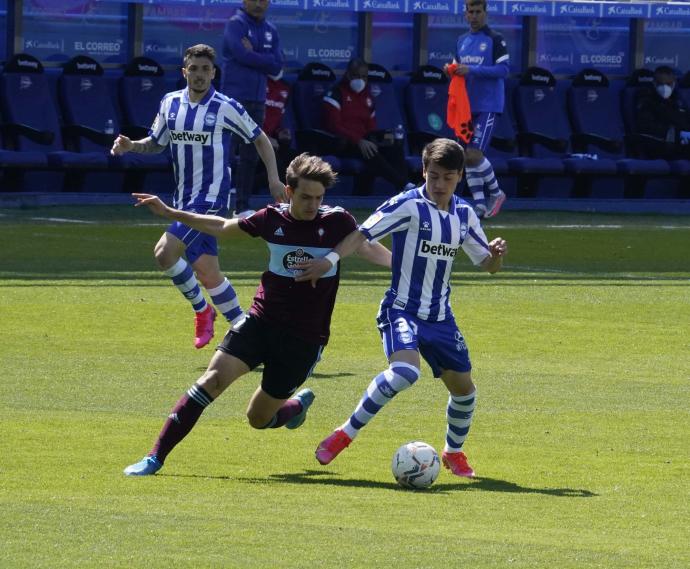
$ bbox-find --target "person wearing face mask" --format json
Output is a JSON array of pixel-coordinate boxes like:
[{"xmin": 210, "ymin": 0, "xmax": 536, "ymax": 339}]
[
  {"xmin": 322, "ymin": 58, "xmax": 410, "ymax": 196},
  {"xmin": 635, "ymin": 66, "xmax": 690, "ymax": 160}
]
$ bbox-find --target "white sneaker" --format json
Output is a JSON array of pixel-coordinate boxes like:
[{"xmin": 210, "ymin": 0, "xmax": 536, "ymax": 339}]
[
  {"xmin": 234, "ymin": 209, "xmax": 256, "ymax": 220},
  {"xmin": 486, "ymin": 190, "xmax": 506, "ymax": 218}
]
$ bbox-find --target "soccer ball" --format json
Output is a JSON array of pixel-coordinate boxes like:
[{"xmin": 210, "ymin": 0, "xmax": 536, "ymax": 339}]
[{"xmin": 391, "ymin": 441, "xmax": 441, "ymax": 489}]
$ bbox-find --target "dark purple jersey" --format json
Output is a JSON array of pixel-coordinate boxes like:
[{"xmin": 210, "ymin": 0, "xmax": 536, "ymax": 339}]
[{"xmin": 238, "ymin": 203, "xmax": 357, "ymax": 345}]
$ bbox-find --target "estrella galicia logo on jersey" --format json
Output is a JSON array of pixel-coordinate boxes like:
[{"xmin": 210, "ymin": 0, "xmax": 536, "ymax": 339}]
[
  {"xmin": 169, "ymin": 130, "xmax": 211, "ymax": 145},
  {"xmin": 283, "ymin": 248, "xmax": 314, "ymax": 272},
  {"xmin": 419, "ymin": 240, "xmax": 458, "ymax": 260},
  {"xmin": 204, "ymin": 112, "xmax": 217, "ymax": 127}
]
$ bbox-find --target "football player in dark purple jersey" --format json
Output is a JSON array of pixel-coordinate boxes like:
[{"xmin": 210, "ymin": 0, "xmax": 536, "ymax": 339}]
[{"xmin": 123, "ymin": 153, "xmax": 391, "ymax": 476}]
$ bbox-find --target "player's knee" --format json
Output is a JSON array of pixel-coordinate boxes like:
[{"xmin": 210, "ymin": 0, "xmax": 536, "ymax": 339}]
[
  {"xmin": 246, "ymin": 409, "xmax": 271, "ymax": 429},
  {"xmin": 197, "ymin": 369, "xmax": 230, "ymax": 399},
  {"xmin": 389, "ymin": 362, "xmax": 420, "ymax": 391}
]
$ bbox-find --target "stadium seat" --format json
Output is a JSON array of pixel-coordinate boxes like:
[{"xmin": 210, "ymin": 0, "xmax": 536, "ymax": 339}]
[
  {"xmin": 0, "ymin": 53, "xmax": 108, "ymax": 192},
  {"xmin": 484, "ymin": 78, "xmax": 519, "ymax": 198},
  {"xmin": 404, "ymin": 65, "xmax": 455, "ymax": 155},
  {"xmin": 567, "ymin": 68, "xmax": 674, "ymax": 198},
  {"xmin": 59, "ymin": 55, "xmax": 171, "ymax": 192},
  {"xmin": 291, "ymin": 62, "xmax": 355, "ymax": 190},
  {"xmin": 367, "ymin": 62, "xmax": 420, "ymax": 189},
  {"xmin": 677, "ymin": 71, "xmax": 690, "ymax": 110},
  {"xmin": 510, "ymin": 67, "xmax": 575, "ymax": 197},
  {"xmin": 619, "ymin": 68, "xmax": 680, "ymax": 197},
  {"xmin": 118, "ymin": 56, "xmax": 174, "ymax": 193},
  {"xmin": 291, "ymin": 62, "xmax": 340, "ymax": 156}
]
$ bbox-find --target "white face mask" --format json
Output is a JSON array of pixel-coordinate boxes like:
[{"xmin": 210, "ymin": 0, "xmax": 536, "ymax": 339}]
[
  {"xmin": 349, "ymin": 78, "xmax": 366, "ymax": 93},
  {"xmin": 656, "ymin": 84, "xmax": 674, "ymax": 99}
]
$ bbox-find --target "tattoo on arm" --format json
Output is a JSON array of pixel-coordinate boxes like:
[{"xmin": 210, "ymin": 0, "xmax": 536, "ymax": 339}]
[{"xmin": 132, "ymin": 138, "xmax": 164, "ymax": 154}]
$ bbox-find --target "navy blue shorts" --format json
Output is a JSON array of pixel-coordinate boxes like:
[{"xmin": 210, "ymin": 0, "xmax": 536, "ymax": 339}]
[
  {"xmin": 166, "ymin": 205, "xmax": 227, "ymax": 265},
  {"xmin": 377, "ymin": 308, "xmax": 471, "ymax": 377},
  {"xmin": 468, "ymin": 112, "xmax": 496, "ymax": 153}
]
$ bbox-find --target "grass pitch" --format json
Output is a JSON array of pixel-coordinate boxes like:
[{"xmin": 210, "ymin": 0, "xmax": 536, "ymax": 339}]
[{"xmin": 1, "ymin": 206, "xmax": 688, "ymax": 568}]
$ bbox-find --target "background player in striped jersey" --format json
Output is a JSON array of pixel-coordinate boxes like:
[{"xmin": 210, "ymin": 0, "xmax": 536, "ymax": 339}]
[
  {"xmin": 297, "ymin": 138, "xmax": 507, "ymax": 478},
  {"xmin": 111, "ymin": 44, "xmax": 285, "ymax": 350},
  {"xmin": 445, "ymin": 0, "xmax": 508, "ymax": 218},
  {"xmin": 122, "ymin": 153, "xmax": 391, "ymax": 476}
]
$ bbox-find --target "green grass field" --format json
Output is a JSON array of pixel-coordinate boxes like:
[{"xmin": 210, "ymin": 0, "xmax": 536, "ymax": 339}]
[{"xmin": 1, "ymin": 206, "xmax": 688, "ymax": 568}]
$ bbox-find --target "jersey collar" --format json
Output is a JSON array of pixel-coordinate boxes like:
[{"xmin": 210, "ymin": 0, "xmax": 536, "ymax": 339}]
[{"xmin": 419, "ymin": 184, "xmax": 456, "ymax": 215}]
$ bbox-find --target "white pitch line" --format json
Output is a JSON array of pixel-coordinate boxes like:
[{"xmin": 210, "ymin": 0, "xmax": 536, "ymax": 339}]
[{"xmin": 487, "ymin": 223, "xmax": 690, "ymax": 230}]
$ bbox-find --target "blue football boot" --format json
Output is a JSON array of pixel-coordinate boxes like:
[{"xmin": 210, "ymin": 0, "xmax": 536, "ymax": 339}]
[
  {"xmin": 123, "ymin": 455, "xmax": 163, "ymax": 476},
  {"xmin": 285, "ymin": 388, "xmax": 315, "ymax": 430}
]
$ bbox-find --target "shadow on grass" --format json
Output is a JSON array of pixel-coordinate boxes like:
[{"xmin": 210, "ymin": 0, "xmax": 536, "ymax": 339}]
[{"xmin": 160, "ymin": 469, "xmax": 596, "ymax": 498}]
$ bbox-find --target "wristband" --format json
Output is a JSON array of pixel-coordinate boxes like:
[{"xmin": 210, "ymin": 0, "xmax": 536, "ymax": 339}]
[{"xmin": 324, "ymin": 251, "xmax": 340, "ymax": 267}]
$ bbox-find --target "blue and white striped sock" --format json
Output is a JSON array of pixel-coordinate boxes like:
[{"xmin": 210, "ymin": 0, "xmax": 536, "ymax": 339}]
[
  {"xmin": 444, "ymin": 390, "xmax": 476, "ymax": 453},
  {"xmin": 164, "ymin": 258, "xmax": 207, "ymax": 312},
  {"xmin": 465, "ymin": 165, "xmax": 487, "ymax": 204},
  {"xmin": 341, "ymin": 362, "xmax": 420, "ymax": 440},
  {"xmin": 477, "ymin": 157, "xmax": 501, "ymax": 195},
  {"xmin": 207, "ymin": 278, "xmax": 243, "ymax": 325}
]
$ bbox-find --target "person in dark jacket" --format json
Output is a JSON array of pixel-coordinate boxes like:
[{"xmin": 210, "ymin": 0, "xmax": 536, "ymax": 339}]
[
  {"xmin": 322, "ymin": 58, "xmax": 409, "ymax": 196},
  {"xmin": 636, "ymin": 66, "xmax": 690, "ymax": 160},
  {"xmin": 221, "ymin": 0, "xmax": 284, "ymax": 217}
]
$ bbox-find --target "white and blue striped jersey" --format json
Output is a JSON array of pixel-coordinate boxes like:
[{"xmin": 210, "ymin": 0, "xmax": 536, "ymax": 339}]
[
  {"xmin": 150, "ymin": 86, "xmax": 261, "ymax": 210},
  {"xmin": 359, "ymin": 186, "xmax": 491, "ymax": 322}
]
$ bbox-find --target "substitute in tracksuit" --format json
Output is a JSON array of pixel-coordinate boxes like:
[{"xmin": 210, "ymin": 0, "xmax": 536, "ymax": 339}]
[
  {"xmin": 221, "ymin": 0, "xmax": 284, "ymax": 217},
  {"xmin": 446, "ymin": 0, "xmax": 508, "ymax": 218}
]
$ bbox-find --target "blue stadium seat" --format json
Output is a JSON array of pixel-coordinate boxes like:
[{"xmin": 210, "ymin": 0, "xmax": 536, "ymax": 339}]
[
  {"xmin": 404, "ymin": 65, "xmax": 455, "ymax": 155},
  {"xmin": 510, "ymin": 67, "xmax": 573, "ymax": 197},
  {"xmin": 483, "ymin": 78, "xmax": 519, "ymax": 198},
  {"xmin": 291, "ymin": 62, "xmax": 339, "ymax": 153},
  {"xmin": 119, "ymin": 56, "xmax": 167, "ymax": 137},
  {"xmin": 568, "ymin": 68, "xmax": 671, "ymax": 198},
  {"xmin": 0, "ymin": 53, "xmax": 108, "ymax": 192},
  {"xmin": 620, "ymin": 68, "xmax": 681, "ymax": 197},
  {"xmin": 290, "ymin": 62, "xmax": 349, "ymax": 189},
  {"xmin": 59, "ymin": 55, "xmax": 171, "ymax": 192},
  {"xmin": 118, "ymin": 56, "xmax": 174, "ymax": 193},
  {"xmin": 678, "ymin": 71, "xmax": 690, "ymax": 110},
  {"xmin": 367, "ymin": 62, "xmax": 421, "ymax": 182}
]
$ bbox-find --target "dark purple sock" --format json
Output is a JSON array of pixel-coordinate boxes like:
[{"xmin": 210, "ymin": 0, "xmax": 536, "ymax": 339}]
[
  {"xmin": 149, "ymin": 385, "xmax": 213, "ymax": 463},
  {"xmin": 269, "ymin": 399, "xmax": 302, "ymax": 428}
]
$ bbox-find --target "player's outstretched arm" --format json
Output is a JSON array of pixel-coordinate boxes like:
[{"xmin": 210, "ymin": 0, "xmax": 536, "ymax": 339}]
[
  {"xmin": 111, "ymin": 135, "xmax": 165, "ymax": 156},
  {"xmin": 253, "ymin": 132, "xmax": 287, "ymax": 203},
  {"xmin": 294, "ymin": 229, "xmax": 368, "ymax": 287},
  {"xmin": 480, "ymin": 237, "xmax": 508, "ymax": 274},
  {"xmin": 132, "ymin": 193, "xmax": 243, "ymax": 238},
  {"xmin": 355, "ymin": 240, "xmax": 392, "ymax": 269}
]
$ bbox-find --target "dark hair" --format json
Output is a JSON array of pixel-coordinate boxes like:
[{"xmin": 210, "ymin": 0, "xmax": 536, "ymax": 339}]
[
  {"xmin": 654, "ymin": 65, "xmax": 675, "ymax": 78},
  {"xmin": 183, "ymin": 44, "xmax": 216, "ymax": 67},
  {"xmin": 347, "ymin": 58, "xmax": 369, "ymax": 74},
  {"xmin": 422, "ymin": 138, "xmax": 465, "ymax": 172},
  {"xmin": 465, "ymin": 0, "xmax": 487, "ymax": 9},
  {"xmin": 286, "ymin": 153, "xmax": 338, "ymax": 190}
]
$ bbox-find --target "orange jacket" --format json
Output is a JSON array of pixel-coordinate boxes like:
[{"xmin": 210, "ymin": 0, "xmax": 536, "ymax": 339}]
[{"xmin": 446, "ymin": 63, "xmax": 473, "ymax": 144}]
